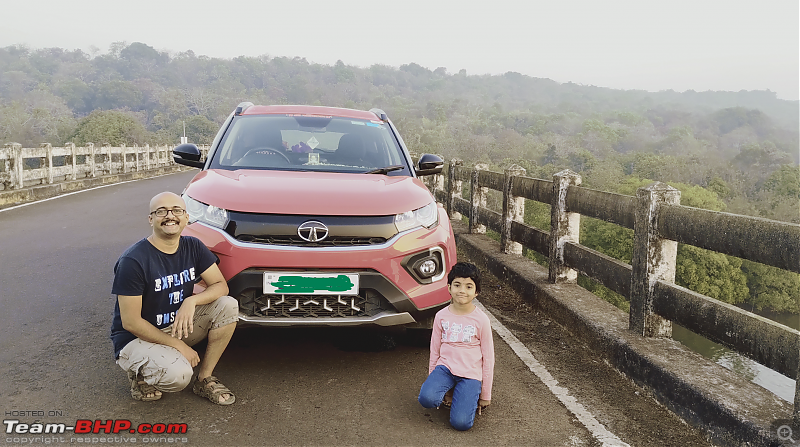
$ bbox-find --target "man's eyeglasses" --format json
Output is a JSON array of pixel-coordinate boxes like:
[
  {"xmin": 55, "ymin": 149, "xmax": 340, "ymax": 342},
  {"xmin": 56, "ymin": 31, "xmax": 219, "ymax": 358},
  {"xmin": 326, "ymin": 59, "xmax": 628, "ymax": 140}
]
[{"xmin": 150, "ymin": 207, "xmax": 187, "ymax": 217}]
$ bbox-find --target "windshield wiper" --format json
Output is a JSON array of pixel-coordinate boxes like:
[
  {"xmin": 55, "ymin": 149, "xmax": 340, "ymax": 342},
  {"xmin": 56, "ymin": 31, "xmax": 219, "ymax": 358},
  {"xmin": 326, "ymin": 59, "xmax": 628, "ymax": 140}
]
[{"xmin": 365, "ymin": 165, "xmax": 405, "ymax": 175}]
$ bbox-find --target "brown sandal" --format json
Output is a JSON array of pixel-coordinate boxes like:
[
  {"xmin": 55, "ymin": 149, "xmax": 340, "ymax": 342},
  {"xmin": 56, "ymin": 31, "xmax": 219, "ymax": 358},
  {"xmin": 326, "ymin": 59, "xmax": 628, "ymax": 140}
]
[
  {"xmin": 128, "ymin": 370, "xmax": 162, "ymax": 402},
  {"xmin": 192, "ymin": 375, "xmax": 236, "ymax": 405}
]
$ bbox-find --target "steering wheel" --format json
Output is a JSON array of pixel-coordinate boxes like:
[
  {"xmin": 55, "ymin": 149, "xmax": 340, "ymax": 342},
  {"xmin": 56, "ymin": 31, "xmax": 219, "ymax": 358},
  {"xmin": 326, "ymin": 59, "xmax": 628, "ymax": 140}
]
[{"xmin": 240, "ymin": 147, "xmax": 291, "ymax": 165}]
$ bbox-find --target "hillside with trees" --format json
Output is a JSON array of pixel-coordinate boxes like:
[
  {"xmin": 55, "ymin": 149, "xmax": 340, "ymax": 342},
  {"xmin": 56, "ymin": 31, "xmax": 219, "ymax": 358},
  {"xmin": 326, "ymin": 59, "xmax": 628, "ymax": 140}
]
[{"xmin": 0, "ymin": 42, "xmax": 797, "ymax": 315}]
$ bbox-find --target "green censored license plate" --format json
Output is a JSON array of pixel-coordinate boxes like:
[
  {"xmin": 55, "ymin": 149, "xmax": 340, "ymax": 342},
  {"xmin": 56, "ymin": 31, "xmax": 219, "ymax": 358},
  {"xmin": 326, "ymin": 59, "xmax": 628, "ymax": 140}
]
[{"xmin": 263, "ymin": 272, "xmax": 359, "ymax": 295}]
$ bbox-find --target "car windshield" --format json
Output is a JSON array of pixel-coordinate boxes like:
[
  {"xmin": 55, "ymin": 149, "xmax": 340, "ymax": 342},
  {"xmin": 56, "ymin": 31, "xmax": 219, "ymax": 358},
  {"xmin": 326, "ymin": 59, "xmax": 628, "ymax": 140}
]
[{"xmin": 208, "ymin": 114, "xmax": 411, "ymax": 175}]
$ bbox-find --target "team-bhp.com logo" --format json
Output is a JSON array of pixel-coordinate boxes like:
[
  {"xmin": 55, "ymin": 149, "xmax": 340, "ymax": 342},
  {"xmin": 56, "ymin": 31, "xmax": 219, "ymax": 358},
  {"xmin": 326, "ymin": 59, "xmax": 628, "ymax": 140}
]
[{"xmin": 5, "ymin": 418, "xmax": 187, "ymax": 435}]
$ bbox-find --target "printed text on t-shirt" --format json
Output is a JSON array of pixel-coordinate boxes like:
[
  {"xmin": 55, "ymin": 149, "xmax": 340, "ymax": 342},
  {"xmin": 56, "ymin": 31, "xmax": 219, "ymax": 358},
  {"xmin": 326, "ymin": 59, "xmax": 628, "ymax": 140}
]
[{"xmin": 154, "ymin": 268, "xmax": 196, "ymax": 292}]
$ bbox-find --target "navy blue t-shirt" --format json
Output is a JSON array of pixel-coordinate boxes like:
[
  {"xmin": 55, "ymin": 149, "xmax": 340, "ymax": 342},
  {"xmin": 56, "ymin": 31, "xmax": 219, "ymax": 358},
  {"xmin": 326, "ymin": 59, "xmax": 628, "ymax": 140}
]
[{"xmin": 110, "ymin": 236, "xmax": 217, "ymax": 358}]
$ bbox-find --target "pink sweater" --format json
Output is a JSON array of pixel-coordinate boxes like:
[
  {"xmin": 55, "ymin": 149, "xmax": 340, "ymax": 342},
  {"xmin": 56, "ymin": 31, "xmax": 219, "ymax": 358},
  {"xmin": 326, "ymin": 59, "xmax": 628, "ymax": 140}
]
[{"xmin": 428, "ymin": 305, "xmax": 495, "ymax": 401}]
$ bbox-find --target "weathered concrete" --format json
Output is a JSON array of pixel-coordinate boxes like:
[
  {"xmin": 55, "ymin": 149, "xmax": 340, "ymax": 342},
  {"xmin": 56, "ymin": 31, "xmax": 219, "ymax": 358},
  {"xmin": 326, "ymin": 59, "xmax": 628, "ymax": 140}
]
[
  {"xmin": 501, "ymin": 164, "xmax": 526, "ymax": 255},
  {"xmin": 630, "ymin": 182, "xmax": 679, "ymax": 338},
  {"xmin": 470, "ymin": 163, "xmax": 488, "ymax": 234},
  {"xmin": 566, "ymin": 185, "xmax": 637, "ymax": 230},
  {"xmin": 654, "ymin": 280, "xmax": 800, "ymax": 379},
  {"xmin": 0, "ymin": 165, "xmax": 189, "ymax": 209},
  {"xmin": 454, "ymin": 220, "xmax": 793, "ymax": 446},
  {"xmin": 549, "ymin": 169, "xmax": 581, "ymax": 283},
  {"xmin": 660, "ymin": 204, "xmax": 800, "ymax": 274},
  {"xmin": 446, "ymin": 159, "xmax": 463, "ymax": 220}
]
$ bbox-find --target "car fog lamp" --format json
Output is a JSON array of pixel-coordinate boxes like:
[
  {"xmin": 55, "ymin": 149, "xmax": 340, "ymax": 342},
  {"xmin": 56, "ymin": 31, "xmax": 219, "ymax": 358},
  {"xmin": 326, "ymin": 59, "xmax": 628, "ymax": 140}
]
[{"xmin": 419, "ymin": 259, "xmax": 437, "ymax": 277}]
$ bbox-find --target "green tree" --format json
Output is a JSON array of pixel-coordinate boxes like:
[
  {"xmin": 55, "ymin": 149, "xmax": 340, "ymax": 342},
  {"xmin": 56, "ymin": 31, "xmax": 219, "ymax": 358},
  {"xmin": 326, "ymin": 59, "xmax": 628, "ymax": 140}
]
[
  {"xmin": 68, "ymin": 110, "xmax": 150, "ymax": 146},
  {"xmin": 676, "ymin": 246, "xmax": 748, "ymax": 304},
  {"xmin": 739, "ymin": 260, "xmax": 800, "ymax": 313},
  {"xmin": 95, "ymin": 80, "xmax": 143, "ymax": 110}
]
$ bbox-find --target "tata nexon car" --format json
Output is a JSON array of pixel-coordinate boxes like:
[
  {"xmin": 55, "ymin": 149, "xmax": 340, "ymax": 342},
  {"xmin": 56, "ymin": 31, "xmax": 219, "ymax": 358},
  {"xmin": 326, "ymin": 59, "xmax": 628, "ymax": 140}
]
[{"xmin": 172, "ymin": 103, "xmax": 455, "ymax": 331}]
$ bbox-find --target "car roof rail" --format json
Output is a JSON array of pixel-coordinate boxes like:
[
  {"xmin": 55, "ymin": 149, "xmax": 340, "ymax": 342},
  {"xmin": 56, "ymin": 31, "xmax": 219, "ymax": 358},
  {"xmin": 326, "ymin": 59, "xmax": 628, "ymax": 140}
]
[
  {"xmin": 235, "ymin": 102, "xmax": 254, "ymax": 115},
  {"xmin": 369, "ymin": 108, "xmax": 388, "ymax": 121}
]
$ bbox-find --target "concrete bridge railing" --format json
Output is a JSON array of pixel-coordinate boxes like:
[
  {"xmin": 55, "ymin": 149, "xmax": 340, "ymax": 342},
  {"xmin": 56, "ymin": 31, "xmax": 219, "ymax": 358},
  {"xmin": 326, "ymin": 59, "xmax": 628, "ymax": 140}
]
[
  {"xmin": 423, "ymin": 160, "xmax": 800, "ymax": 422},
  {"xmin": 0, "ymin": 142, "xmax": 209, "ymax": 191}
]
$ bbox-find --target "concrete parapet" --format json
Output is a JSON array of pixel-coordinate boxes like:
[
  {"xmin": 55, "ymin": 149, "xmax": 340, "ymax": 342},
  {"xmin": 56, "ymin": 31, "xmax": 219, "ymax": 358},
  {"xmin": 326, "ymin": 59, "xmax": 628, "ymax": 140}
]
[
  {"xmin": 0, "ymin": 165, "xmax": 189, "ymax": 210},
  {"xmin": 453, "ymin": 220, "xmax": 792, "ymax": 446}
]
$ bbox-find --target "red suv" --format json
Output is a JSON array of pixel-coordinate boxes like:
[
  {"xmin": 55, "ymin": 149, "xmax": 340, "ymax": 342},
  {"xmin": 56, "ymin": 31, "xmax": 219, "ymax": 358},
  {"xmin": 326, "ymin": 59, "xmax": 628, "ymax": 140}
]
[{"xmin": 173, "ymin": 103, "xmax": 455, "ymax": 330}]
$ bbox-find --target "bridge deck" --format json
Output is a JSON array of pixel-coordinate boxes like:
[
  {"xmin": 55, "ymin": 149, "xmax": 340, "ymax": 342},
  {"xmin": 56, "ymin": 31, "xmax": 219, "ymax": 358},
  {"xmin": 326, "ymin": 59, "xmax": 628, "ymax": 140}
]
[{"xmin": 0, "ymin": 171, "xmax": 710, "ymax": 446}]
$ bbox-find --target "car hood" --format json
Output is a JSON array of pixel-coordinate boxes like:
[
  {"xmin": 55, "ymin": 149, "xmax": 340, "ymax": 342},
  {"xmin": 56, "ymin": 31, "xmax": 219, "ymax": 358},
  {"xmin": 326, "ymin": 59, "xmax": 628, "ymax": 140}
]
[{"xmin": 184, "ymin": 169, "xmax": 435, "ymax": 216}]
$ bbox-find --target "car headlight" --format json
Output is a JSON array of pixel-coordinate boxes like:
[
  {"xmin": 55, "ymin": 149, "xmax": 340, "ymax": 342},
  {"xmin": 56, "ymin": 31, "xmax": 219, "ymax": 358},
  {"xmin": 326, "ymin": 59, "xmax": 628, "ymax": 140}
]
[
  {"xmin": 183, "ymin": 195, "xmax": 229, "ymax": 229},
  {"xmin": 394, "ymin": 202, "xmax": 438, "ymax": 232}
]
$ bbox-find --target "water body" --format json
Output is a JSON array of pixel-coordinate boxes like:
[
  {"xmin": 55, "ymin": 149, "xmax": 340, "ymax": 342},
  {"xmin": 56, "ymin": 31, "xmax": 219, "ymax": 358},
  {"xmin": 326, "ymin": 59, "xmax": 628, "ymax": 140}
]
[{"xmin": 671, "ymin": 310, "xmax": 799, "ymax": 402}]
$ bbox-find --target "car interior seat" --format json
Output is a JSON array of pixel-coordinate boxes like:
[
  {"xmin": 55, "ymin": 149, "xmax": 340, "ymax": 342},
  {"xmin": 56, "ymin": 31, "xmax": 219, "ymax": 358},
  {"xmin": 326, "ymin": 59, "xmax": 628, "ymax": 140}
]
[
  {"xmin": 232, "ymin": 126, "xmax": 289, "ymax": 167},
  {"xmin": 336, "ymin": 133, "xmax": 368, "ymax": 167}
]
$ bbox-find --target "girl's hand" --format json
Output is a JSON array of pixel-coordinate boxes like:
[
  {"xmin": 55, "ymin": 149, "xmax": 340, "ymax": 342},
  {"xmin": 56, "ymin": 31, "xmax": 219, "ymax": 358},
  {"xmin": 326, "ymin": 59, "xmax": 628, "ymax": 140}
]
[{"xmin": 478, "ymin": 399, "xmax": 491, "ymax": 415}]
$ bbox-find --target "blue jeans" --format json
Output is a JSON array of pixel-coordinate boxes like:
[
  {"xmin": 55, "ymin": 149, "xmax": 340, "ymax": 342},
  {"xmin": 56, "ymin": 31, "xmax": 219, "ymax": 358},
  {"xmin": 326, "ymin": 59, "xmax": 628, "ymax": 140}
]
[{"xmin": 418, "ymin": 365, "xmax": 482, "ymax": 431}]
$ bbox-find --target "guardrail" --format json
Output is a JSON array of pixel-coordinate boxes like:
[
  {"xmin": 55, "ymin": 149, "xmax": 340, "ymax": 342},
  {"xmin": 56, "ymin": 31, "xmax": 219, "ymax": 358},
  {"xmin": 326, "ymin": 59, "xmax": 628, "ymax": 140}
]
[
  {"xmin": 422, "ymin": 160, "xmax": 800, "ymax": 421},
  {"xmin": 0, "ymin": 142, "xmax": 209, "ymax": 190}
]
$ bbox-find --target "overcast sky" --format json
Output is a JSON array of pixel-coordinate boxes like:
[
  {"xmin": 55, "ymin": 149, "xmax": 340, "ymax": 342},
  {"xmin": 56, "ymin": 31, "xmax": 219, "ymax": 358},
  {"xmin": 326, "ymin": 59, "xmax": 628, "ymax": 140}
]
[{"xmin": 2, "ymin": 0, "xmax": 798, "ymax": 100}]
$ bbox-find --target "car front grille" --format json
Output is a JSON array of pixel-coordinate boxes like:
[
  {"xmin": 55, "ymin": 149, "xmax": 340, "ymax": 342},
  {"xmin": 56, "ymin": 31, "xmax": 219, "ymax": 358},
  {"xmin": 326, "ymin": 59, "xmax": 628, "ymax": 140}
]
[
  {"xmin": 225, "ymin": 212, "xmax": 397, "ymax": 248},
  {"xmin": 235, "ymin": 235, "xmax": 387, "ymax": 247},
  {"xmin": 237, "ymin": 288, "xmax": 391, "ymax": 318}
]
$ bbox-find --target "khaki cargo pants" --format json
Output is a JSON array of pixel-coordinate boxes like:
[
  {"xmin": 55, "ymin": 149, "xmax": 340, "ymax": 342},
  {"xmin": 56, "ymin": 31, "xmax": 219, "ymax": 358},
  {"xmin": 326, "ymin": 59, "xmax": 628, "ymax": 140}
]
[{"xmin": 116, "ymin": 296, "xmax": 238, "ymax": 392}]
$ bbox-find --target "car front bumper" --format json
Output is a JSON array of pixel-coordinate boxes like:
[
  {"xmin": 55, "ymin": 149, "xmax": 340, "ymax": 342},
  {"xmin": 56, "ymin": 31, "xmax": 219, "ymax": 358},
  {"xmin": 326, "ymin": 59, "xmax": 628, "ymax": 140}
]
[{"xmin": 183, "ymin": 208, "xmax": 456, "ymax": 327}]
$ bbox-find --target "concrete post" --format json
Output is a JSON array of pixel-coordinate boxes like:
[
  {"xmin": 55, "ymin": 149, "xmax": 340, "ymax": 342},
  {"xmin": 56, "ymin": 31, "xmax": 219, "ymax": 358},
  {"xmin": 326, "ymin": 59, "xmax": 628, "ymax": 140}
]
[
  {"xmin": 145, "ymin": 144, "xmax": 151, "ymax": 171},
  {"xmin": 502, "ymin": 164, "xmax": 526, "ymax": 255},
  {"xmin": 103, "ymin": 144, "xmax": 111, "ymax": 175},
  {"xmin": 67, "ymin": 143, "xmax": 76, "ymax": 180},
  {"xmin": 134, "ymin": 144, "xmax": 140, "ymax": 172},
  {"xmin": 42, "ymin": 143, "xmax": 53, "ymax": 184},
  {"xmin": 433, "ymin": 170, "xmax": 445, "ymax": 202},
  {"xmin": 447, "ymin": 159, "xmax": 463, "ymax": 220},
  {"xmin": 6, "ymin": 143, "xmax": 23, "ymax": 189},
  {"xmin": 549, "ymin": 169, "xmax": 581, "ymax": 283},
  {"xmin": 121, "ymin": 144, "xmax": 127, "ymax": 174},
  {"xmin": 629, "ymin": 182, "xmax": 680, "ymax": 338},
  {"xmin": 87, "ymin": 143, "xmax": 95, "ymax": 178},
  {"xmin": 470, "ymin": 163, "xmax": 488, "ymax": 234}
]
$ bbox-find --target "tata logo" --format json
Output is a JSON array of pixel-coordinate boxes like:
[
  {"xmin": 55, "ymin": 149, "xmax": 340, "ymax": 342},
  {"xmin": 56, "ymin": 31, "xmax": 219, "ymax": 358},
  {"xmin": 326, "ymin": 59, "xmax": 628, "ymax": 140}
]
[{"xmin": 297, "ymin": 221, "xmax": 329, "ymax": 242}]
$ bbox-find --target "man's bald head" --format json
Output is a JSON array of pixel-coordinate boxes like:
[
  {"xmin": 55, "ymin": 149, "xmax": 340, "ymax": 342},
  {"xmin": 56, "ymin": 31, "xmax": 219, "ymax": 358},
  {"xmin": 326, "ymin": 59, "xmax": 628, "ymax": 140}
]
[{"xmin": 150, "ymin": 192, "xmax": 185, "ymax": 212}]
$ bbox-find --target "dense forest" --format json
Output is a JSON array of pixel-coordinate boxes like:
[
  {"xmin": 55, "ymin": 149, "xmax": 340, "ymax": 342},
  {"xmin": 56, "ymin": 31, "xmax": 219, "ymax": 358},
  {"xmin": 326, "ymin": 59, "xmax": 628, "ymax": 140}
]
[{"xmin": 1, "ymin": 42, "xmax": 797, "ymax": 315}]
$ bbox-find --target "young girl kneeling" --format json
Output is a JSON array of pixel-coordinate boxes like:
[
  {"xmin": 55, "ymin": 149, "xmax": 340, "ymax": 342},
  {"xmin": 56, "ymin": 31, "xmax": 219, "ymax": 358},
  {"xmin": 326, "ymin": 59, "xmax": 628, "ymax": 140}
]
[{"xmin": 418, "ymin": 262, "xmax": 495, "ymax": 431}]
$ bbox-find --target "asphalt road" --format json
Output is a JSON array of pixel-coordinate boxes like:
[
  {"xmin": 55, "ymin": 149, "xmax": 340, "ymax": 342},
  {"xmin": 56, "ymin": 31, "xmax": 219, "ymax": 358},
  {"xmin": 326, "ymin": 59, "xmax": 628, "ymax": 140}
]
[{"xmin": 0, "ymin": 171, "xmax": 711, "ymax": 446}]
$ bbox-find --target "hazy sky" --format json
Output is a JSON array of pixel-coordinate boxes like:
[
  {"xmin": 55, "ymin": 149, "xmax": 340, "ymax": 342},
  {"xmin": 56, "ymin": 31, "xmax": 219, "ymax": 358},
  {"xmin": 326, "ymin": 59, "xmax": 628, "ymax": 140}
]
[{"xmin": 2, "ymin": 0, "xmax": 798, "ymax": 100}]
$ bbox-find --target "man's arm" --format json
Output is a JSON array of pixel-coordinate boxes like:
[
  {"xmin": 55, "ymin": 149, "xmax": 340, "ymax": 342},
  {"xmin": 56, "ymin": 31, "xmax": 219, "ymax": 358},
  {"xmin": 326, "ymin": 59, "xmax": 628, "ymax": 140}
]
[
  {"xmin": 118, "ymin": 294, "xmax": 200, "ymax": 367},
  {"xmin": 172, "ymin": 263, "xmax": 229, "ymax": 340}
]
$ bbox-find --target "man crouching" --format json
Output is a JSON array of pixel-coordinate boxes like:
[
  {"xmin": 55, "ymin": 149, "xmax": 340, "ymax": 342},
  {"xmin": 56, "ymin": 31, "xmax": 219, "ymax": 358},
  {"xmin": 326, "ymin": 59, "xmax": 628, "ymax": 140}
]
[{"xmin": 110, "ymin": 191, "xmax": 237, "ymax": 405}]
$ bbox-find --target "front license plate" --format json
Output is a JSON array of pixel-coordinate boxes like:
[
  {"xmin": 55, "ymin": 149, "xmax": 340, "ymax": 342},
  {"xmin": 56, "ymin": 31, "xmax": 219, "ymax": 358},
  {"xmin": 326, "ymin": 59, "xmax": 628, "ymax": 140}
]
[{"xmin": 263, "ymin": 272, "xmax": 359, "ymax": 295}]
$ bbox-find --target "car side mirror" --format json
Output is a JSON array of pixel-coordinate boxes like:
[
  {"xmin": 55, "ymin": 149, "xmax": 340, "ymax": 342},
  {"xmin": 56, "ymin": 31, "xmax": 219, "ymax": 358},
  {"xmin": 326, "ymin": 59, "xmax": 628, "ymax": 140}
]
[
  {"xmin": 415, "ymin": 154, "xmax": 444, "ymax": 176},
  {"xmin": 173, "ymin": 143, "xmax": 205, "ymax": 168}
]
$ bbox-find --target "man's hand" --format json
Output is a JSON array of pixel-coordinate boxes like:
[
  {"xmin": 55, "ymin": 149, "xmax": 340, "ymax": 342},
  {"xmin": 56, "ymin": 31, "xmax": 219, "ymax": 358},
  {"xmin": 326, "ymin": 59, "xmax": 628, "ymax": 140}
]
[
  {"xmin": 174, "ymin": 340, "xmax": 200, "ymax": 367},
  {"xmin": 172, "ymin": 298, "xmax": 196, "ymax": 340},
  {"xmin": 478, "ymin": 399, "xmax": 490, "ymax": 415}
]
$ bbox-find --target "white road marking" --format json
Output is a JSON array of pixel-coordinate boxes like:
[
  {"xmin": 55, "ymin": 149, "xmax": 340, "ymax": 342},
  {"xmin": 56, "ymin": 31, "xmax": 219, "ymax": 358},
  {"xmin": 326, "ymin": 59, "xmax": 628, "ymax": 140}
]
[
  {"xmin": 476, "ymin": 300, "xmax": 630, "ymax": 447},
  {"xmin": 0, "ymin": 172, "xmax": 185, "ymax": 214}
]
